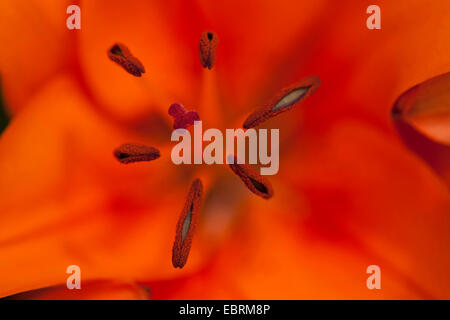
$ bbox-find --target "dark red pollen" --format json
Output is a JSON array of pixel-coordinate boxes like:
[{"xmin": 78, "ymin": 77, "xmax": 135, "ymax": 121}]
[
  {"xmin": 113, "ymin": 143, "xmax": 160, "ymax": 164},
  {"xmin": 107, "ymin": 43, "xmax": 146, "ymax": 77},
  {"xmin": 172, "ymin": 179, "xmax": 203, "ymax": 269},
  {"xmin": 199, "ymin": 31, "xmax": 218, "ymax": 69},
  {"xmin": 243, "ymin": 75, "xmax": 321, "ymax": 129}
]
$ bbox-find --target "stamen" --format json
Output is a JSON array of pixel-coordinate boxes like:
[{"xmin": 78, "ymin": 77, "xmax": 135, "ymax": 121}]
[
  {"xmin": 181, "ymin": 204, "xmax": 193, "ymax": 242},
  {"xmin": 172, "ymin": 179, "xmax": 203, "ymax": 269},
  {"xmin": 113, "ymin": 143, "xmax": 160, "ymax": 164},
  {"xmin": 107, "ymin": 43, "xmax": 146, "ymax": 77},
  {"xmin": 168, "ymin": 103, "xmax": 200, "ymax": 129},
  {"xmin": 272, "ymin": 86, "xmax": 310, "ymax": 111},
  {"xmin": 199, "ymin": 31, "xmax": 218, "ymax": 70},
  {"xmin": 243, "ymin": 75, "xmax": 321, "ymax": 129},
  {"xmin": 392, "ymin": 72, "xmax": 450, "ymax": 145},
  {"xmin": 228, "ymin": 156, "xmax": 274, "ymax": 199}
]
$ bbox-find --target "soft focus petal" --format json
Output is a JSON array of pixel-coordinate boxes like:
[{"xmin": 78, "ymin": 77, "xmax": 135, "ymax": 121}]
[
  {"xmin": 1, "ymin": 0, "xmax": 450, "ymax": 300},
  {"xmin": 150, "ymin": 122, "xmax": 450, "ymax": 299},
  {"xmin": 281, "ymin": 120, "xmax": 450, "ymax": 298},
  {"xmin": 392, "ymin": 73, "xmax": 450, "ymax": 186},
  {"xmin": 392, "ymin": 72, "xmax": 450, "ymax": 146},
  {"xmin": 0, "ymin": 0, "xmax": 75, "ymax": 113},
  {"xmin": 0, "ymin": 75, "xmax": 209, "ymax": 297},
  {"xmin": 7, "ymin": 280, "xmax": 150, "ymax": 300},
  {"xmin": 194, "ymin": 0, "xmax": 328, "ymax": 114},
  {"xmin": 78, "ymin": 0, "xmax": 205, "ymax": 121},
  {"xmin": 148, "ymin": 200, "xmax": 419, "ymax": 299},
  {"xmin": 295, "ymin": 1, "xmax": 450, "ymax": 136}
]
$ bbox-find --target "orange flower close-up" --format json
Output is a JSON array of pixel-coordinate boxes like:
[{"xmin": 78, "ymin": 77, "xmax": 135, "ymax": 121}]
[{"xmin": 0, "ymin": 0, "xmax": 449, "ymax": 300}]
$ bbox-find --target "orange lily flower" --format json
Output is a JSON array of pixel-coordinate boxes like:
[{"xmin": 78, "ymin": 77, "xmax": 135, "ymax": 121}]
[{"xmin": 0, "ymin": 0, "xmax": 449, "ymax": 300}]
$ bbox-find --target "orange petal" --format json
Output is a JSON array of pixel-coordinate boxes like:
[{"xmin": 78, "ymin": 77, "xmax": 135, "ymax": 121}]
[
  {"xmin": 78, "ymin": 0, "xmax": 204, "ymax": 121},
  {"xmin": 0, "ymin": 75, "xmax": 208, "ymax": 297},
  {"xmin": 194, "ymin": 0, "xmax": 328, "ymax": 114},
  {"xmin": 148, "ymin": 201, "xmax": 423, "ymax": 299},
  {"xmin": 392, "ymin": 72, "xmax": 450, "ymax": 186},
  {"xmin": 293, "ymin": 1, "xmax": 450, "ymax": 136},
  {"xmin": 0, "ymin": 0, "xmax": 75, "ymax": 113},
  {"xmin": 281, "ymin": 120, "xmax": 450, "ymax": 298},
  {"xmin": 148, "ymin": 122, "xmax": 450, "ymax": 299},
  {"xmin": 393, "ymin": 72, "xmax": 450, "ymax": 145},
  {"xmin": 7, "ymin": 280, "xmax": 150, "ymax": 300}
]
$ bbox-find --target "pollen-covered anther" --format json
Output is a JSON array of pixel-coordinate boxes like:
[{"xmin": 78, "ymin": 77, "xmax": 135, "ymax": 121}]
[
  {"xmin": 199, "ymin": 31, "xmax": 218, "ymax": 70},
  {"xmin": 243, "ymin": 75, "xmax": 321, "ymax": 129},
  {"xmin": 172, "ymin": 179, "xmax": 203, "ymax": 269},
  {"xmin": 228, "ymin": 156, "xmax": 274, "ymax": 199},
  {"xmin": 107, "ymin": 43, "xmax": 146, "ymax": 77},
  {"xmin": 113, "ymin": 143, "xmax": 160, "ymax": 164}
]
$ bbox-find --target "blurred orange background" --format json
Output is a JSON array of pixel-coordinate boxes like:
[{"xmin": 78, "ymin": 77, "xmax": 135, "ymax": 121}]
[{"xmin": 0, "ymin": 0, "xmax": 449, "ymax": 299}]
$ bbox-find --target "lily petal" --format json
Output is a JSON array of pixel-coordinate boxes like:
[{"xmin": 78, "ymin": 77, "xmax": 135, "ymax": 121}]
[
  {"xmin": 78, "ymin": 0, "xmax": 205, "ymax": 121},
  {"xmin": 0, "ymin": 75, "xmax": 207, "ymax": 297},
  {"xmin": 6, "ymin": 280, "xmax": 150, "ymax": 300},
  {"xmin": 284, "ymin": 121, "xmax": 450, "ymax": 298},
  {"xmin": 393, "ymin": 72, "xmax": 450, "ymax": 146},
  {"xmin": 392, "ymin": 73, "xmax": 450, "ymax": 186},
  {"xmin": 0, "ymin": 0, "xmax": 75, "ymax": 113}
]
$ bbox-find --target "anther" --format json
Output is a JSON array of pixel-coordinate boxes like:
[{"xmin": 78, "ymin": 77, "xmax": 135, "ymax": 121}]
[
  {"xmin": 107, "ymin": 43, "xmax": 146, "ymax": 77},
  {"xmin": 228, "ymin": 156, "xmax": 274, "ymax": 199},
  {"xmin": 113, "ymin": 143, "xmax": 160, "ymax": 164},
  {"xmin": 199, "ymin": 31, "xmax": 218, "ymax": 70}
]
